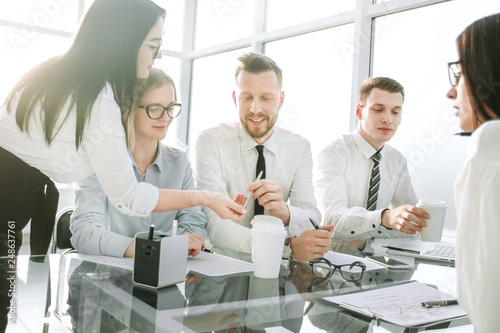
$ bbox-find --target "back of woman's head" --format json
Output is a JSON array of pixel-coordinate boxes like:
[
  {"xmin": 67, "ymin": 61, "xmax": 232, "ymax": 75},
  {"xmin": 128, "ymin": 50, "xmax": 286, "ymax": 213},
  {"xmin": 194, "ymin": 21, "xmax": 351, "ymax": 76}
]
[
  {"xmin": 6, "ymin": 0, "xmax": 166, "ymax": 149},
  {"xmin": 457, "ymin": 13, "xmax": 500, "ymax": 120}
]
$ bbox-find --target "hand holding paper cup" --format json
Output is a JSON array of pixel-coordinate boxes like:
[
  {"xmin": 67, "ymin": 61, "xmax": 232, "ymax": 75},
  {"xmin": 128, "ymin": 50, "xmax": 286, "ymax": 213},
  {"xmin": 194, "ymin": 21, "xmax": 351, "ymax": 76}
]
[
  {"xmin": 417, "ymin": 199, "xmax": 447, "ymax": 242},
  {"xmin": 250, "ymin": 216, "xmax": 287, "ymax": 279}
]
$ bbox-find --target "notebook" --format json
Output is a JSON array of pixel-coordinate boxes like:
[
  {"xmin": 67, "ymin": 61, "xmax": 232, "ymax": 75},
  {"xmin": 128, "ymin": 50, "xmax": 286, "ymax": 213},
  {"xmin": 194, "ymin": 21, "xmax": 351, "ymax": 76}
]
[{"xmin": 372, "ymin": 238, "xmax": 456, "ymax": 264}]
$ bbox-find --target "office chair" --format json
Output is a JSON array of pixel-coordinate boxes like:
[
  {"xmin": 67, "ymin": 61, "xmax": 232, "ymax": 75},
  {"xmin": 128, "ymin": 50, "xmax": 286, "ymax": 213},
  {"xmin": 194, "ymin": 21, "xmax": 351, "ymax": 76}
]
[{"xmin": 50, "ymin": 207, "xmax": 75, "ymax": 254}]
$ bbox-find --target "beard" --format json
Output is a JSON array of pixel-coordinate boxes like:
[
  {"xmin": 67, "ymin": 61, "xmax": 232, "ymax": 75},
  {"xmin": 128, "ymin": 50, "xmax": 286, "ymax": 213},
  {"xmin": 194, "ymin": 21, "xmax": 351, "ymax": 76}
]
[{"xmin": 240, "ymin": 113, "xmax": 277, "ymax": 140}]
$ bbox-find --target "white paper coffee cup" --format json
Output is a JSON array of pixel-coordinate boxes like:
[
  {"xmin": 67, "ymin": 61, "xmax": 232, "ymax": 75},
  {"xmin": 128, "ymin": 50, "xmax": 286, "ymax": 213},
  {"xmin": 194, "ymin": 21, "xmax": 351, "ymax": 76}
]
[
  {"xmin": 251, "ymin": 216, "xmax": 286, "ymax": 279},
  {"xmin": 417, "ymin": 199, "xmax": 447, "ymax": 242}
]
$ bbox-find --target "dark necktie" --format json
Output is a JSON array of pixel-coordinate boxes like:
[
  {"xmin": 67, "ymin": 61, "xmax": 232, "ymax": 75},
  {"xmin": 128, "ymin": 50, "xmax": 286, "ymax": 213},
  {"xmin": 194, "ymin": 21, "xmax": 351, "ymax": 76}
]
[
  {"xmin": 367, "ymin": 151, "xmax": 381, "ymax": 211},
  {"xmin": 254, "ymin": 145, "xmax": 266, "ymax": 215}
]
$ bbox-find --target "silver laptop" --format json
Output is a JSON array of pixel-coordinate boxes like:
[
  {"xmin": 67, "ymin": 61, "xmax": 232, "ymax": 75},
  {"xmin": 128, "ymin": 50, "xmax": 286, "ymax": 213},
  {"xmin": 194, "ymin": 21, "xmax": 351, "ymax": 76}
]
[{"xmin": 376, "ymin": 239, "xmax": 456, "ymax": 264}]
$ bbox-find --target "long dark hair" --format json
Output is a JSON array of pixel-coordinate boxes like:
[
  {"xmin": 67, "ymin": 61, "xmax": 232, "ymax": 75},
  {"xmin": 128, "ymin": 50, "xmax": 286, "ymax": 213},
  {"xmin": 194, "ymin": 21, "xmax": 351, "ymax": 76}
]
[
  {"xmin": 457, "ymin": 13, "xmax": 500, "ymax": 121},
  {"xmin": 5, "ymin": 0, "xmax": 166, "ymax": 149}
]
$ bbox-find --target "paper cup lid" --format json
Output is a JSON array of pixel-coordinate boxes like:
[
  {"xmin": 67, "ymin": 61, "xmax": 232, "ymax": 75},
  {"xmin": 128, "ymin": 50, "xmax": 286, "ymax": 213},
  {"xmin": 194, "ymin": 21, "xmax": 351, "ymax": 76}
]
[{"xmin": 417, "ymin": 199, "xmax": 447, "ymax": 208}]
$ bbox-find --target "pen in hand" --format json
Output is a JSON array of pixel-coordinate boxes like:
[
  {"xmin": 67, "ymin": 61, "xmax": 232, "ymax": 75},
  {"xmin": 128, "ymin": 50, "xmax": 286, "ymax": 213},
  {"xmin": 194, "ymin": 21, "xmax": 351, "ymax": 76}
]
[
  {"xmin": 243, "ymin": 170, "xmax": 264, "ymax": 209},
  {"xmin": 421, "ymin": 299, "xmax": 458, "ymax": 308},
  {"xmin": 309, "ymin": 218, "xmax": 320, "ymax": 230},
  {"xmin": 202, "ymin": 248, "xmax": 216, "ymax": 254}
]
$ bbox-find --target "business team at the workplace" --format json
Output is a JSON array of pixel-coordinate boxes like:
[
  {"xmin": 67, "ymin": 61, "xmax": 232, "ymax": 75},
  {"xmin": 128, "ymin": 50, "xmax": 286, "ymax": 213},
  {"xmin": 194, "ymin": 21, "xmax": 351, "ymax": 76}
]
[{"xmin": 0, "ymin": 0, "xmax": 498, "ymax": 331}]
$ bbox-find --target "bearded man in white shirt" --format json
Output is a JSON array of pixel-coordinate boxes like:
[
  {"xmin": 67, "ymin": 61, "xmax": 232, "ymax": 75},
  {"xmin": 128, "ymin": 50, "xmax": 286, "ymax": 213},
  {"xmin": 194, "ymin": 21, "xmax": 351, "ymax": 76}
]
[
  {"xmin": 317, "ymin": 77, "xmax": 429, "ymax": 249},
  {"xmin": 195, "ymin": 52, "xmax": 333, "ymax": 262}
]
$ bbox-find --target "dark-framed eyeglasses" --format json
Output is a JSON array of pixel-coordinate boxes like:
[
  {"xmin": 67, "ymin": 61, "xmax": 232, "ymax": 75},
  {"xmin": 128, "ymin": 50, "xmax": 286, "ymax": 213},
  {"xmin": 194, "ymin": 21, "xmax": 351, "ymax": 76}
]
[
  {"xmin": 448, "ymin": 61, "xmax": 461, "ymax": 87},
  {"xmin": 139, "ymin": 103, "xmax": 182, "ymax": 120},
  {"xmin": 143, "ymin": 40, "xmax": 162, "ymax": 59},
  {"xmin": 309, "ymin": 257, "xmax": 366, "ymax": 282}
]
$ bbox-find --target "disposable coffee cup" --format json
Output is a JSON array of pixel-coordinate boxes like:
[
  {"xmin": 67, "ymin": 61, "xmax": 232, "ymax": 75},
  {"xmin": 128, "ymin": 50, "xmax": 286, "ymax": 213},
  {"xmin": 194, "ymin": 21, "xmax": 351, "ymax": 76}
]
[
  {"xmin": 417, "ymin": 199, "xmax": 447, "ymax": 242},
  {"xmin": 250, "ymin": 216, "xmax": 286, "ymax": 279}
]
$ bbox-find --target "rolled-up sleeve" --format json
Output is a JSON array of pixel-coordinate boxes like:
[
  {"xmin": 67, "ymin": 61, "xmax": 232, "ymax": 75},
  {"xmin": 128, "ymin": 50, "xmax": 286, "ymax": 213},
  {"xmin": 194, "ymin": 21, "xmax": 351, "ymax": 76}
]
[{"xmin": 82, "ymin": 94, "xmax": 159, "ymax": 216}]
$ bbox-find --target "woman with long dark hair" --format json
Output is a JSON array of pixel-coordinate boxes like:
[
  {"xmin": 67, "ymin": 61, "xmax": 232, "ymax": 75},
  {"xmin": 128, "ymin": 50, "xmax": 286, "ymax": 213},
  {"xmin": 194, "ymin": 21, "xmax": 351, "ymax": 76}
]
[
  {"xmin": 0, "ymin": 0, "xmax": 246, "ymax": 257},
  {"xmin": 447, "ymin": 13, "xmax": 500, "ymax": 332}
]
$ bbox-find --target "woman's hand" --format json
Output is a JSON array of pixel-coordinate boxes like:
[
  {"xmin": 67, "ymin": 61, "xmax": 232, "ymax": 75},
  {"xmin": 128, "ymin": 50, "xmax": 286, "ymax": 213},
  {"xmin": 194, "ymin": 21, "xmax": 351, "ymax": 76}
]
[{"xmin": 205, "ymin": 191, "xmax": 247, "ymax": 222}]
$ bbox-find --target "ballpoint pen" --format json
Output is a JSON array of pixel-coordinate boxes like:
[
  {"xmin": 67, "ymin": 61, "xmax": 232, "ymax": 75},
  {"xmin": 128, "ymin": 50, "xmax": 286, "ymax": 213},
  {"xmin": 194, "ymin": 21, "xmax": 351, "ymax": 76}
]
[
  {"xmin": 309, "ymin": 217, "xmax": 320, "ymax": 230},
  {"xmin": 382, "ymin": 245, "xmax": 420, "ymax": 254},
  {"xmin": 202, "ymin": 248, "xmax": 216, "ymax": 254},
  {"xmin": 421, "ymin": 299, "xmax": 458, "ymax": 308},
  {"xmin": 454, "ymin": 132, "xmax": 472, "ymax": 137},
  {"xmin": 243, "ymin": 170, "xmax": 264, "ymax": 209}
]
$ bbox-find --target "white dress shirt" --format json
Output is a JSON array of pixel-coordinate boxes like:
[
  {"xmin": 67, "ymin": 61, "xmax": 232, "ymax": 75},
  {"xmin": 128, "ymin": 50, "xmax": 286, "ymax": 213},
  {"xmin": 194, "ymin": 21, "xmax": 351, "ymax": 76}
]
[
  {"xmin": 70, "ymin": 145, "xmax": 207, "ymax": 257},
  {"xmin": 195, "ymin": 122, "xmax": 321, "ymax": 253},
  {"xmin": 455, "ymin": 120, "xmax": 500, "ymax": 333},
  {"xmin": 317, "ymin": 129, "xmax": 418, "ymax": 240},
  {"xmin": 0, "ymin": 84, "xmax": 158, "ymax": 216}
]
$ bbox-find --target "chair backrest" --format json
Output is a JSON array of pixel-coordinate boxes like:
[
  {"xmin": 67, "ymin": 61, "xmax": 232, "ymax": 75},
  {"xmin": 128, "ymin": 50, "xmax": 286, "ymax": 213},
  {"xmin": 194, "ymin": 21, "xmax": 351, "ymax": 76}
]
[{"xmin": 51, "ymin": 207, "xmax": 74, "ymax": 253}]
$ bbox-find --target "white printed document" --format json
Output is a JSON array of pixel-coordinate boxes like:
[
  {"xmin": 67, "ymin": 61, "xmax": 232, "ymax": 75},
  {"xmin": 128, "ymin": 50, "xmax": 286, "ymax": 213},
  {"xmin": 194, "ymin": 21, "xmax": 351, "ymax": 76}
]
[
  {"xmin": 187, "ymin": 251, "xmax": 253, "ymax": 276},
  {"xmin": 323, "ymin": 280, "xmax": 467, "ymax": 327}
]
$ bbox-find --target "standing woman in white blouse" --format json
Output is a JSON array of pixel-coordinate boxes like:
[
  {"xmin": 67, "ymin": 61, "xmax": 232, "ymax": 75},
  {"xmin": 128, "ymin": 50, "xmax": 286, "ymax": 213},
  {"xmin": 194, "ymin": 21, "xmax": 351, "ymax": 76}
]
[
  {"xmin": 0, "ymin": 0, "xmax": 246, "ymax": 258},
  {"xmin": 446, "ymin": 13, "xmax": 500, "ymax": 333}
]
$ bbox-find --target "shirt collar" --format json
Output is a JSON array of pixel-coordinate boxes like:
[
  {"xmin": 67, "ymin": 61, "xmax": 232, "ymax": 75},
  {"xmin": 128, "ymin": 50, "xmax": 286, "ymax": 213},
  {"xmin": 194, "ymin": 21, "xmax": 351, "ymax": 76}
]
[
  {"xmin": 352, "ymin": 128, "xmax": 383, "ymax": 159},
  {"xmin": 238, "ymin": 122, "xmax": 278, "ymax": 155},
  {"xmin": 129, "ymin": 142, "xmax": 163, "ymax": 176}
]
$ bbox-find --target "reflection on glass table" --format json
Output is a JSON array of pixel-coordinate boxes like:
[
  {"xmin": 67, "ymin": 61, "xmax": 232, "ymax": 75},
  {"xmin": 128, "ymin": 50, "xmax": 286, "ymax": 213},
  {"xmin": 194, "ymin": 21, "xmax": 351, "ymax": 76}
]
[{"xmin": 3, "ymin": 239, "xmax": 473, "ymax": 332}]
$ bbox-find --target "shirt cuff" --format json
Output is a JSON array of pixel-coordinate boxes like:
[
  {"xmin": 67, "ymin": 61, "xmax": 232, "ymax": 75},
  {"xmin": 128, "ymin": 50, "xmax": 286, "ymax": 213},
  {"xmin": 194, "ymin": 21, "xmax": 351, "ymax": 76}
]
[
  {"xmin": 113, "ymin": 183, "xmax": 159, "ymax": 217},
  {"xmin": 286, "ymin": 204, "xmax": 311, "ymax": 236}
]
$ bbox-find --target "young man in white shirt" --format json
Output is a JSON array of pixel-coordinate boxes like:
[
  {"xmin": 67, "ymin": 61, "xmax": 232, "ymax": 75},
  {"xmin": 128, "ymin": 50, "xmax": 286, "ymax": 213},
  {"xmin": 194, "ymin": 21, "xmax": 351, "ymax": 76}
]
[
  {"xmin": 317, "ymin": 77, "xmax": 429, "ymax": 248},
  {"xmin": 195, "ymin": 52, "xmax": 333, "ymax": 262}
]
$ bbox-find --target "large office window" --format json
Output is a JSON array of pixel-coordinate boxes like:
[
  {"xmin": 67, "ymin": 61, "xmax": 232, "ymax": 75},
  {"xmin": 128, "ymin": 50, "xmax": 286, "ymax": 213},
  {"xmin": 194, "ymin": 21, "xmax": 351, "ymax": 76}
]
[
  {"xmin": 194, "ymin": 0, "xmax": 255, "ymax": 50},
  {"xmin": 188, "ymin": 48, "xmax": 251, "ymax": 154},
  {"xmin": 372, "ymin": 0, "xmax": 500, "ymax": 235},
  {"xmin": 264, "ymin": 25, "xmax": 354, "ymax": 160},
  {"xmin": 267, "ymin": 0, "xmax": 355, "ymax": 31}
]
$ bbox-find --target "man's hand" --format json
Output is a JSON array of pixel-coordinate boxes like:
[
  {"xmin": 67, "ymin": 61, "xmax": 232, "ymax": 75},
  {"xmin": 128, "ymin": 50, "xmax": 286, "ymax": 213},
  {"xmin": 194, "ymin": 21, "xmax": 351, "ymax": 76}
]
[
  {"xmin": 246, "ymin": 179, "xmax": 290, "ymax": 225},
  {"xmin": 185, "ymin": 232, "xmax": 205, "ymax": 257},
  {"xmin": 290, "ymin": 224, "xmax": 334, "ymax": 262},
  {"xmin": 381, "ymin": 204, "xmax": 429, "ymax": 234}
]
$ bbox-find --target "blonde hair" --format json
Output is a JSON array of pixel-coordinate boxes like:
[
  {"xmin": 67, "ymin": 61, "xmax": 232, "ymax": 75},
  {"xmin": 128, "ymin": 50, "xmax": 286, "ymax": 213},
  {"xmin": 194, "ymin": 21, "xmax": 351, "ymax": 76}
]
[{"xmin": 124, "ymin": 68, "xmax": 177, "ymax": 152}]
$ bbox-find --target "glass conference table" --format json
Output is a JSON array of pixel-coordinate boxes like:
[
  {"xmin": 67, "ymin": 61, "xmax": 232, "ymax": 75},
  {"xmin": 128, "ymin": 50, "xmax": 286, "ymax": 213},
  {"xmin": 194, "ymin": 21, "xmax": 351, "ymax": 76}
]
[{"xmin": 5, "ymin": 240, "xmax": 472, "ymax": 333}]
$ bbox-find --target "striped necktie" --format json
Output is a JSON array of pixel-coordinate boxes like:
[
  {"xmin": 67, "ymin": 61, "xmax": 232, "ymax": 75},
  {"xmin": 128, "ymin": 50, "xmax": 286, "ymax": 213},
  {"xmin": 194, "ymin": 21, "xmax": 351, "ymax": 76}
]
[
  {"xmin": 367, "ymin": 151, "xmax": 381, "ymax": 211},
  {"xmin": 254, "ymin": 145, "xmax": 266, "ymax": 215}
]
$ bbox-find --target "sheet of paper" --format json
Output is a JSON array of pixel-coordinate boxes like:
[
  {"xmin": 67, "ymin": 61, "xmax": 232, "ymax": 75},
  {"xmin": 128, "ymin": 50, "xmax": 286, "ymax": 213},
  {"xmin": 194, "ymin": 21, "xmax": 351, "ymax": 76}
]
[
  {"xmin": 68, "ymin": 253, "xmax": 134, "ymax": 271},
  {"xmin": 323, "ymin": 281, "xmax": 467, "ymax": 327},
  {"xmin": 68, "ymin": 252, "xmax": 254, "ymax": 277},
  {"xmin": 324, "ymin": 251, "xmax": 386, "ymax": 272},
  {"xmin": 187, "ymin": 251, "xmax": 253, "ymax": 276}
]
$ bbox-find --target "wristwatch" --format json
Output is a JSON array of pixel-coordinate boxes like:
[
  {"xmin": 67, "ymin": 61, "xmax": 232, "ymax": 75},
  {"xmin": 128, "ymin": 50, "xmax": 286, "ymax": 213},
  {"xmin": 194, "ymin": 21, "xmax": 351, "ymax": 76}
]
[{"xmin": 282, "ymin": 236, "xmax": 294, "ymax": 260}]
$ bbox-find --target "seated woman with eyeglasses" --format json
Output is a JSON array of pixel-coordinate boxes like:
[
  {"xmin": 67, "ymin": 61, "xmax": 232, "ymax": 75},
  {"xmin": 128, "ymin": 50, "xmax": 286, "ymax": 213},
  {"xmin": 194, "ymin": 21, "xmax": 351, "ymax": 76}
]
[
  {"xmin": 446, "ymin": 13, "xmax": 500, "ymax": 333},
  {"xmin": 71, "ymin": 68, "xmax": 207, "ymax": 258}
]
